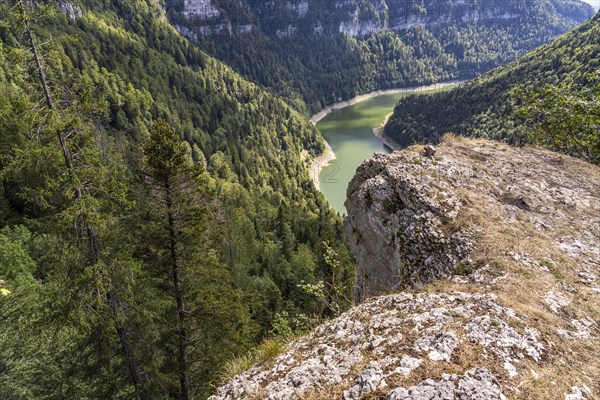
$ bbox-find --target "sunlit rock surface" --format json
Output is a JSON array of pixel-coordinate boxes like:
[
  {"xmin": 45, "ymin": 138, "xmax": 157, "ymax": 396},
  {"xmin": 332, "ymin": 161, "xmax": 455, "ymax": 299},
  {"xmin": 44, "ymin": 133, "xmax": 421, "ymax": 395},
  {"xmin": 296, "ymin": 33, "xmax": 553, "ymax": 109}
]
[
  {"xmin": 175, "ymin": 0, "xmax": 594, "ymax": 37},
  {"xmin": 211, "ymin": 139, "xmax": 599, "ymax": 399}
]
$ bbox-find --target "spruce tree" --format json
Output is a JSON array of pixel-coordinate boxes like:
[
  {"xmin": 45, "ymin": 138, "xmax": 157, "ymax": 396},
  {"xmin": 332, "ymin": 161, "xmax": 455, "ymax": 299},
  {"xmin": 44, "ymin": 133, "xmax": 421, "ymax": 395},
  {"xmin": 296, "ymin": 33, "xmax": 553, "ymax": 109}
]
[{"xmin": 140, "ymin": 119, "xmax": 255, "ymax": 399}]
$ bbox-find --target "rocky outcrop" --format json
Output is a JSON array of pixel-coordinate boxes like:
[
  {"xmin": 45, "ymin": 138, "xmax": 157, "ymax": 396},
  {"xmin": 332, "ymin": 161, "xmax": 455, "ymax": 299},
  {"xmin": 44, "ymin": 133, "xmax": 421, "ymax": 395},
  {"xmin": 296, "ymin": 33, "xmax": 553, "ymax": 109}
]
[
  {"xmin": 209, "ymin": 292, "xmax": 542, "ymax": 400},
  {"xmin": 344, "ymin": 149, "xmax": 472, "ymax": 300},
  {"xmin": 211, "ymin": 138, "xmax": 599, "ymax": 399},
  {"xmin": 345, "ymin": 137, "xmax": 600, "ymax": 301},
  {"xmin": 183, "ymin": 0, "xmax": 220, "ymax": 19},
  {"xmin": 58, "ymin": 2, "xmax": 82, "ymax": 20}
]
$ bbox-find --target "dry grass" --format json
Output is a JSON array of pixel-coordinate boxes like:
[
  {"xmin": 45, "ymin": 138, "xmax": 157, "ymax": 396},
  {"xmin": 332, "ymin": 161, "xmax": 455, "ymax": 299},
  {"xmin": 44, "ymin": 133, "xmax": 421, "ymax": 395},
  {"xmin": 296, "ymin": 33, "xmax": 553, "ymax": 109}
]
[
  {"xmin": 299, "ymin": 382, "xmax": 351, "ymax": 400},
  {"xmin": 419, "ymin": 138, "xmax": 600, "ymax": 398},
  {"xmin": 217, "ymin": 353, "xmax": 256, "ymax": 386},
  {"xmin": 217, "ymin": 338, "xmax": 286, "ymax": 385},
  {"xmin": 372, "ymin": 137, "xmax": 600, "ymax": 398},
  {"xmin": 515, "ymin": 342, "xmax": 600, "ymax": 400}
]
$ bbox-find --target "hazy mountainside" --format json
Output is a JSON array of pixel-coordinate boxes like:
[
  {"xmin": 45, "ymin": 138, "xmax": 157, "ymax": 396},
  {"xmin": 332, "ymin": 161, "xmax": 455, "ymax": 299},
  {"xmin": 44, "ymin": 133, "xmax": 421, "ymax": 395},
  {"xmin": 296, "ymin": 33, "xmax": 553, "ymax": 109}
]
[
  {"xmin": 167, "ymin": 0, "xmax": 594, "ymax": 113},
  {"xmin": 384, "ymin": 11, "xmax": 599, "ymax": 155},
  {"xmin": 0, "ymin": 0, "xmax": 353, "ymax": 398},
  {"xmin": 212, "ymin": 137, "xmax": 600, "ymax": 399},
  {"xmin": 171, "ymin": 0, "xmax": 592, "ymax": 36}
]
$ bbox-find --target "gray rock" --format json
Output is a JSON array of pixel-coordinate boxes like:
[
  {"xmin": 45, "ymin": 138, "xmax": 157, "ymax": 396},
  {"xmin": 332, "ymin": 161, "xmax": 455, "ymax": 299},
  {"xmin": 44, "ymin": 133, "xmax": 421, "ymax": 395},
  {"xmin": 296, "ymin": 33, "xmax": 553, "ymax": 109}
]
[
  {"xmin": 423, "ymin": 145, "xmax": 437, "ymax": 157},
  {"xmin": 544, "ymin": 290, "xmax": 571, "ymax": 313},
  {"xmin": 211, "ymin": 140, "xmax": 599, "ymax": 399},
  {"xmin": 388, "ymin": 368, "xmax": 508, "ymax": 400},
  {"xmin": 209, "ymin": 292, "xmax": 543, "ymax": 400},
  {"xmin": 344, "ymin": 141, "xmax": 600, "ymax": 301},
  {"xmin": 345, "ymin": 152, "xmax": 471, "ymax": 300},
  {"xmin": 343, "ymin": 364, "xmax": 387, "ymax": 399},
  {"xmin": 414, "ymin": 331, "xmax": 459, "ymax": 362},
  {"xmin": 565, "ymin": 386, "xmax": 592, "ymax": 400}
]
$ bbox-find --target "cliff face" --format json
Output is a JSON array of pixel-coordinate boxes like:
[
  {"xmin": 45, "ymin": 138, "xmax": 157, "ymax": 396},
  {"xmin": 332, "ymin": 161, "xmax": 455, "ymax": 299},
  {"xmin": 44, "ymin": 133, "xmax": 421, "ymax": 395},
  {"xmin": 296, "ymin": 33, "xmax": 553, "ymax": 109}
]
[
  {"xmin": 171, "ymin": 0, "xmax": 593, "ymax": 37},
  {"xmin": 211, "ymin": 138, "xmax": 599, "ymax": 399},
  {"xmin": 165, "ymin": 0, "xmax": 594, "ymax": 114},
  {"xmin": 344, "ymin": 147, "xmax": 472, "ymax": 301}
]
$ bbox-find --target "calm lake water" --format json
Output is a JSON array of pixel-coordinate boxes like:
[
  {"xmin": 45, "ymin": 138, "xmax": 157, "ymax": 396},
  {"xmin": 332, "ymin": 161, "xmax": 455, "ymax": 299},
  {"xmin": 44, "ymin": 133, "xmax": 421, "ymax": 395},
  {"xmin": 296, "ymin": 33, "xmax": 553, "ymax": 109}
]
[{"xmin": 316, "ymin": 89, "xmax": 443, "ymax": 214}]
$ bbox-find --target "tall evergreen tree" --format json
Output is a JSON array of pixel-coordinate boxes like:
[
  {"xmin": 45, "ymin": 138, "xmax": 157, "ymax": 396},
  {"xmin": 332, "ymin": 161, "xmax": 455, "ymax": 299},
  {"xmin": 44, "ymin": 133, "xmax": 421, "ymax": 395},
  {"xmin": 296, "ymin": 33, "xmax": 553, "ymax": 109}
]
[
  {"xmin": 0, "ymin": 0, "xmax": 355, "ymax": 396},
  {"xmin": 140, "ymin": 119, "xmax": 255, "ymax": 399}
]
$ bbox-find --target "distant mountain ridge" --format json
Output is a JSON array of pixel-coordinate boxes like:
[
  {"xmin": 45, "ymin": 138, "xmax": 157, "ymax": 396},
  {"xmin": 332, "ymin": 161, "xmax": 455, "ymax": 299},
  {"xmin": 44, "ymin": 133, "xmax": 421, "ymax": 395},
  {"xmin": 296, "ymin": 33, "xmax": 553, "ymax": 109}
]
[{"xmin": 166, "ymin": 0, "xmax": 594, "ymax": 113}]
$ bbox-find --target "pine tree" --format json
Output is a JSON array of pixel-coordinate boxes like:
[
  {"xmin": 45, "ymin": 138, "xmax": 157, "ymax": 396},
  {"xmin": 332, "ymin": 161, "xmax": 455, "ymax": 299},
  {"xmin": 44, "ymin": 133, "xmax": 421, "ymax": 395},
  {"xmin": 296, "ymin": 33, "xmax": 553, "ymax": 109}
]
[{"xmin": 140, "ymin": 119, "xmax": 255, "ymax": 399}]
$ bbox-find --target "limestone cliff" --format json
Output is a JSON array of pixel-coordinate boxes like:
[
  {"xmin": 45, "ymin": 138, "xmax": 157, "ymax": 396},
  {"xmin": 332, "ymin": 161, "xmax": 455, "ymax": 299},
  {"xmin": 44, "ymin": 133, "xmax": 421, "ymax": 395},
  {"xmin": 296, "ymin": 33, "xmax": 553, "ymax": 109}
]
[
  {"xmin": 171, "ymin": 0, "xmax": 593, "ymax": 38},
  {"xmin": 344, "ymin": 145, "xmax": 471, "ymax": 301},
  {"xmin": 210, "ymin": 138, "xmax": 599, "ymax": 399}
]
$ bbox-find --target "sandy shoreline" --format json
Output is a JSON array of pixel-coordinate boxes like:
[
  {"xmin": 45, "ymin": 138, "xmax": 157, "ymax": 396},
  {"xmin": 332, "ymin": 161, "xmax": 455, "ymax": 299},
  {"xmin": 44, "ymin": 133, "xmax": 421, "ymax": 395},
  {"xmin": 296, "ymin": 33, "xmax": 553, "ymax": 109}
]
[
  {"xmin": 308, "ymin": 140, "xmax": 335, "ymax": 191},
  {"xmin": 372, "ymin": 112, "xmax": 403, "ymax": 150},
  {"xmin": 373, "ymin": 112, "xmax": 393, "ymax": 136},
  {"xmin": 307, "ymin": 80, "xmax": 464, "ymax": 190}
]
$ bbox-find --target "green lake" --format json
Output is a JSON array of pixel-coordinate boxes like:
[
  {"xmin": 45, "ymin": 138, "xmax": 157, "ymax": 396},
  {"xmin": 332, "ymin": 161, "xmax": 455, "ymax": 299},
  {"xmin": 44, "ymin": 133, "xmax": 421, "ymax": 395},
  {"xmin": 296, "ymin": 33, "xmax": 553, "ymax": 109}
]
[{"xmin": 316, "ymin": 88, "xmax": 444, "ymax": 214}]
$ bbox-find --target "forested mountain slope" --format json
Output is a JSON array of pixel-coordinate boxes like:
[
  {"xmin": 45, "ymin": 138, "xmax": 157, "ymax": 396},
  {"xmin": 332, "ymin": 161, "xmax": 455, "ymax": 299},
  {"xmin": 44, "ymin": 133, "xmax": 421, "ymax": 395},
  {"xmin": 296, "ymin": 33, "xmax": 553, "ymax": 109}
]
[
  {"xmin": 167, "ymin": 0, "xmax": 594, "ymax": 113},
  {"xmin": 0, "ymin": 1, "xmax": 353, "ymax": 398},
  {"xmin": 384, "ymin": 11, "xmax": 599, "ymax": 159}
]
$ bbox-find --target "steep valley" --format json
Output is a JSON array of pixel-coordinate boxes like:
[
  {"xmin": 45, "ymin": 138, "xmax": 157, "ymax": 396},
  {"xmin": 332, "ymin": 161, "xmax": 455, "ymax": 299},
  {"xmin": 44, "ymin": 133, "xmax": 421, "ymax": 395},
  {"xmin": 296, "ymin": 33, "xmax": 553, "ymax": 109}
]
[
  {"xmin": 383, "ymin": 10, "xmax": 600, "ymax": 162},
  {"xmin": 0, "ymin": 0, "xmax": 352, "ymax": 397},
  {"xmin": 168, "ymin": 0, "xmax": 595, "ymax": 113},
  {"xmin": 313, "ymin": 83, "xmax": 458, "ymax": 214},
  {"xmin": 0, "ymin": 1, "xmax": 598, "ymax": 399}
]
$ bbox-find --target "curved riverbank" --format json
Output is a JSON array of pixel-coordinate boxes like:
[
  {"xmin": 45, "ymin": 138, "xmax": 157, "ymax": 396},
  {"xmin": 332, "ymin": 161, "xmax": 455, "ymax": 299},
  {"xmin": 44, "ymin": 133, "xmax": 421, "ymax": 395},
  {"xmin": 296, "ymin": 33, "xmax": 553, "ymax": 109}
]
[
  {"xmin": 309, "ymin": 80, "xmax": 464, "ymax": 126},
  {"xmin": 308, "ymin": 140, "xmax": 335, "ymax": 191},
  {"xmin": 372, "ymin": 112, "xmax": 402, "ymax": 150},
  {"xmin": 307, "ymin": 80, "xmax": 464, "ymax": 190}
]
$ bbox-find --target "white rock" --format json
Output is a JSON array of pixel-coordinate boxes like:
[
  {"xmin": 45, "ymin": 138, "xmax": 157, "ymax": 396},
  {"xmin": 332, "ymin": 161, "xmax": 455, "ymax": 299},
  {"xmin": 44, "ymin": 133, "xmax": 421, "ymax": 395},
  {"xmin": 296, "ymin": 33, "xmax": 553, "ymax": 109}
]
[
  {"xmin": 530, "ymin": 369, "xmax": 539, "ymax": 380},
  {"xmin": 545, "ymin": 291, "xmax": 571, "ymax": 313},
  {"xmin": 565, "ymin": 386, "xmax": 590, "ymax": 400},
  {"xmin": 388, "ymin": 368, "xmax": 508, "ymax": 400},
  {"xmin": 183, "ymin": 0, "xmax": 220, "ymax": 19},
  {"xmin": 210, "ymin": 293, "xmax": 547, "ymax": 399},
  {"xmin": 503, "ymin": 361, "xmax": 518, "ymax": 378}
]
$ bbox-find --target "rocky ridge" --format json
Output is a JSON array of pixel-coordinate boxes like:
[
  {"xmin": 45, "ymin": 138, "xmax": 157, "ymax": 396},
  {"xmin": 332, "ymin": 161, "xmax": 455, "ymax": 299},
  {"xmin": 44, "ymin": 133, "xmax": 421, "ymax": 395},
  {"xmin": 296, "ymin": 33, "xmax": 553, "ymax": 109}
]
[
  {"xmin": 345, "ymin": 136, "xmax": 599, "ymax": 301},
  {"xmin": 344, "ymin": 144, "xmax": 472, "ymax": 300},
  {"xmin": 210, "ymin": 292, "xmax": 542, "ymax": 399},
  {"xmin": 211, "ymin": 138, "xmax": 599, "ymax": 399}
]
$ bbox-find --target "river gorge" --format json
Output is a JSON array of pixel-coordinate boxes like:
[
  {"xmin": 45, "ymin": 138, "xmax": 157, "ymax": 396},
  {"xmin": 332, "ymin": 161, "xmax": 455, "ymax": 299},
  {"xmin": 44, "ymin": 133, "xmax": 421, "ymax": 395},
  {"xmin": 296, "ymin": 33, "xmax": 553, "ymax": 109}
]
[{"xmin": 311, "ymin": 82, "xmax": 460, "ymax": 213}]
